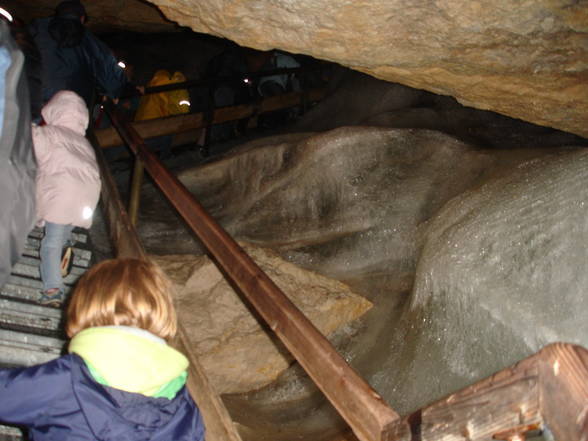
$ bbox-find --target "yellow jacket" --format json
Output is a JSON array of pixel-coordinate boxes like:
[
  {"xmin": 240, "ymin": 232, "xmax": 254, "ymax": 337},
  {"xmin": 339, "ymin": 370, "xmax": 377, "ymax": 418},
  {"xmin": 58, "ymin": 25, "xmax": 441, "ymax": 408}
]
[{"xmin": 135, "ymin": 70, "xmax": 190, "ymax": 121}]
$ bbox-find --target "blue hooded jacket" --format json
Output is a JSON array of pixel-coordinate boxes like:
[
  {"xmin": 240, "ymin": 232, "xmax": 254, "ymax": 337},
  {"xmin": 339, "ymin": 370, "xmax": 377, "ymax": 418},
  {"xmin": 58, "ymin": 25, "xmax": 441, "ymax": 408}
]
[
  {"xmin": 28, "ymin": 16, "xmax": 130, "ymax": 107},
  {"xmin": 0, "ymin": 351, "xmax": 205, "ymax": 440}
]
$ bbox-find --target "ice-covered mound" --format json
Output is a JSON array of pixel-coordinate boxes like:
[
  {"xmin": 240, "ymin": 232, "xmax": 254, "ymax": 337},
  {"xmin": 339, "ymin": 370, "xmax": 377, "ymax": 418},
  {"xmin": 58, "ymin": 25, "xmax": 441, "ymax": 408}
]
[
  {"xmin": 173, "ymin": 126, "xmax": 493, "ymax": 280},
  {"xmin": 377, "ymin": 147, "xmax": 588, "ymax": 414}
]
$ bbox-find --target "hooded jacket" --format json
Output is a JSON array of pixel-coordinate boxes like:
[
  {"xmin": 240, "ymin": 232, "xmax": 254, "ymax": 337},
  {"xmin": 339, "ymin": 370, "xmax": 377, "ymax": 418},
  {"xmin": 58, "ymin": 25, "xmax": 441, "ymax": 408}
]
[
  {"xmin": 32, "ymin": 90, "xmax": 101, "ymax": 229},
  {"xmin": 135, "ymin": 70, "xmax": 190, "ymax": 121},
  {"xmin": 0, "ymin": 327, "xmax": 205, "ymax": 441},
  {"xmin": 29, "ymin": 16, "xmax": 130, "ymax": 107}
]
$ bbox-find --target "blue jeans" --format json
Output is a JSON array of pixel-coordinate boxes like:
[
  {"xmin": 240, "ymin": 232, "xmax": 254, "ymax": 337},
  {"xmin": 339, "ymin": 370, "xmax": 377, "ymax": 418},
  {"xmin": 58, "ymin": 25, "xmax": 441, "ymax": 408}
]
[{"xmin": 40, "ymin": 222, "xmax": 73, "ymax": 293}]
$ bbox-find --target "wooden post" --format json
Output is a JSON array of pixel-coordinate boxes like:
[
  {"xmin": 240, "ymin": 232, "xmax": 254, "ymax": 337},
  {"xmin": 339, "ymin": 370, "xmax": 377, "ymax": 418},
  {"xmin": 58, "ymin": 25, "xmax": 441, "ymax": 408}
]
[
  {"xmin": 87, "ymin": 131, "xmax": 145, "ymax": 258},
  {"xmin": 537, "ymin": 343, "xmax": 588, "ymax": 441},
  {"xmin": 128, "ymin": 157, "xmax": 144, "ymax": 226}
]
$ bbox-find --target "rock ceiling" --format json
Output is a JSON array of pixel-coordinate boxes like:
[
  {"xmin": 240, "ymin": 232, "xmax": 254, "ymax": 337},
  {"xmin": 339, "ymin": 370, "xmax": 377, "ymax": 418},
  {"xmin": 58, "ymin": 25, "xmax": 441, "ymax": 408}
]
[{"xmin": 7, "ymin": 0, "xmax": 588, "ymax": 139}]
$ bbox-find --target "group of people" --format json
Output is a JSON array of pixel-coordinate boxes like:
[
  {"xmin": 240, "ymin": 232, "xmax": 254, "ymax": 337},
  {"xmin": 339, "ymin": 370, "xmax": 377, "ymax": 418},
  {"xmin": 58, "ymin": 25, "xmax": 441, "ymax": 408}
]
[
  {"xmin": 18, "ymin": 0, "xmax": 137, "ymax": 306},
  {"xmin": 0, "ymin": 1, "xmax": 206, "ymax": 439},
  {"xmin": 0, "ymin": 2, "xmax": 311, "ymax": 435},
  {"xmin": 206, "ymin": 45, "xmax": 303, "ymax": 143},
  {"xmin": 8, "ymin": 0, "xmax": 307, "ymax": 307}
]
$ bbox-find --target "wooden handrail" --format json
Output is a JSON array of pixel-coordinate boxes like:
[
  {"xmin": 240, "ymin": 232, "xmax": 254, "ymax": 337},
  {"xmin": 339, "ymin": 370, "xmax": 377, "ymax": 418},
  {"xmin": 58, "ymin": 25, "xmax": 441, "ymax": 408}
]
[
  {"xmin": 94, "ymin": 88, "xmax": 327, "ymax": 148},
  {"xmin": 102, "ymin": 100, "xmax": 400, "ymax": 441},
  {"xmin": 124, "ymin": 65, "xmax": 324, "ymax": 97}
]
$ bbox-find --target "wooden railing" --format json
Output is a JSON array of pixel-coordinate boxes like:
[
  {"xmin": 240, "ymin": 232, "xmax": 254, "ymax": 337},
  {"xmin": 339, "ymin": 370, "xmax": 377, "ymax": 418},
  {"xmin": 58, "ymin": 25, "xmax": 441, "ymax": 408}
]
[
  {"xmin": 90, "ymin": 90, "xmax": 588, "ymax": 441},
  {"xmin": 94, "ymin": 87, "xmax": 326, "ymax": 149},
  {"xmin": 132, "ymin": 65, "xmax": 323, "ymax": 96},
  {"xmin": 98, "ymin": 96, "xmax": 400, "ymax": 441}
]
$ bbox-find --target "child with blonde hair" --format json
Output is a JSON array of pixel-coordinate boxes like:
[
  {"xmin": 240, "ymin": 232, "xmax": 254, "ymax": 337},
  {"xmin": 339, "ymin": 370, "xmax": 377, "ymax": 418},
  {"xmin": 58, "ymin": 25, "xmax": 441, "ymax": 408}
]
[{"xmin": 0, "ymin": 258, "xmax": 205, "ymax": 441}]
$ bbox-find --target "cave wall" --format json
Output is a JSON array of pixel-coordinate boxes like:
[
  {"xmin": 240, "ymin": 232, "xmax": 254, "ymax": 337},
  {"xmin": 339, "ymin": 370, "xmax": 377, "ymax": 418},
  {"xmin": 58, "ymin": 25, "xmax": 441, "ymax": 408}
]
[
  {"xmin": 3, "ymin": 0, "xmax": 174, "ymax": 33},
  {"xmin": 6, "ymin": 0, "xmax": 587, "ymax": 139},
  {"xmin": 152, "ymin": 0, "xmax": 588, "ymax": 139}
]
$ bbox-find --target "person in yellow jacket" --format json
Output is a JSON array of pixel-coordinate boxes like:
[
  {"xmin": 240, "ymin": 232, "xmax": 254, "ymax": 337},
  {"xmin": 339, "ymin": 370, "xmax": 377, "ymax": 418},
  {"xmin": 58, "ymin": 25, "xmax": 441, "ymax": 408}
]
[{"xmin": 135, "ymin": 69, "xmax": 190, "ymax": 158}]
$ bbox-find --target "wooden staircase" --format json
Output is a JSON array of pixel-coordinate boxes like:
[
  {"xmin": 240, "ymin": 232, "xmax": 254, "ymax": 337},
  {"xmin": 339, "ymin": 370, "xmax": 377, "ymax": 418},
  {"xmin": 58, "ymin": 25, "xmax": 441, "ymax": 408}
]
[{"xmin": 0, "ymin": 227, "xmax": 94, "ymax": 440}]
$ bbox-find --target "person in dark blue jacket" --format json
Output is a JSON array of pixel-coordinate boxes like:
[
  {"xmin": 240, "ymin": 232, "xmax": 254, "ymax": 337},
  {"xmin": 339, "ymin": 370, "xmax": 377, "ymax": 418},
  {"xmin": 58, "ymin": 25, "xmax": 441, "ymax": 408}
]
[
  {"xmin": 0, "ymin": 258, "xmax": 206, "ymax": 441},
  {"xmin": 28, "ymin": 1, "xmax": 136, "ymax": 108}
]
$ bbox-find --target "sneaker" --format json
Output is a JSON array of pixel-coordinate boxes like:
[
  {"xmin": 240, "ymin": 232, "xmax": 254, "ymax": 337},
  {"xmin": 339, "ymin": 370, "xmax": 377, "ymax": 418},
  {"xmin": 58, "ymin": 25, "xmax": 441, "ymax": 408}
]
[
  {"xmin": 39, "ymin": 288, "xmax": 64, "ymax": 307},
  {"xmin": 60, "ymin": 246, "xmax": 74, "ymax": 278}
]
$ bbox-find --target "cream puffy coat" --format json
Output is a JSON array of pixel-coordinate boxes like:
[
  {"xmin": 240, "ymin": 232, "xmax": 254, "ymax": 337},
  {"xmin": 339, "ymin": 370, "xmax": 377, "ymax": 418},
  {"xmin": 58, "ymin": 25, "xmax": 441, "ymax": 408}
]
[{"xmin": 33, "ymin": 91, "xmax": 101, "ymax": 229}]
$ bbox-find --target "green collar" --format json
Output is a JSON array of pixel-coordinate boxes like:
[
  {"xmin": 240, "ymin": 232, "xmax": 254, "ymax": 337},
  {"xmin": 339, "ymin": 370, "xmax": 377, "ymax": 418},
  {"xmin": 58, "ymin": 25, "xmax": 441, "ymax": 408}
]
[{"xmin": 69, "ymin": 326, "xmax": 189, "ymax": 399}]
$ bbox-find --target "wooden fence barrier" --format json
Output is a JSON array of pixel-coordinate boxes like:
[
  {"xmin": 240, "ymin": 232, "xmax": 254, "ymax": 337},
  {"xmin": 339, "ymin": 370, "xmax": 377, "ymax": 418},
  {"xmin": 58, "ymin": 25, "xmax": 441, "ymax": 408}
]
[
  {"xmin": 94, "ymin": 88, "xmax": 326, "ymax": 149},
  {"xmin": 388, "ymin": 342, "xmax": 588, "ymax": 441}
]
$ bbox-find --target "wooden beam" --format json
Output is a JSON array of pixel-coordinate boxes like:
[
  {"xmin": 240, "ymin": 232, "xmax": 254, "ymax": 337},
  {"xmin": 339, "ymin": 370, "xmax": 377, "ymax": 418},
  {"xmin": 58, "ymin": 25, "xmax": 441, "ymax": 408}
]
[
  {"xmin": 104, "ymin": 101, "xmax": 400, "ymax": 441},
  {"xmin": 537, "ymin": 343, "xmax": 588, "ymax": 441},
  {"xmin": 402, "ymin": 362, "xmax": 542, "ymax": 440},
  {"xmin": 94, "ymin": 88, "xmax": 327, "ymax": 148},
  {"xmin": 174, "ymin": 327, "xmax": 243, "ymax": 441},
  {"xmin": 128, "ymin": 158, "xmax": 145, "ymax": 226},
  {"xmin": 385, "ymin": 342, "xmax": 588, "ymax": 441},
  {"xmin": 87, "ymin": 131, "xmax": 145, "ymax": 258}
]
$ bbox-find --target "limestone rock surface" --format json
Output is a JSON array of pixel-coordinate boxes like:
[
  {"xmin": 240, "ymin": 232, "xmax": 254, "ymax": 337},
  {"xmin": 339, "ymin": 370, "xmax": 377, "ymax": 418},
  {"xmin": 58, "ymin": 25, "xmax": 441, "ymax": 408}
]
[
  {"xmin": 152, "ymin": 243, "xmax": 372, "ymax": 394},
  {"xmin": 294, "ymin": 68, "xmax": 588, "ymax": 150},
  {"xmin": 9, "ymin": 0, "xmax": 587, "ymax": 138},
  {"xmin": 152, "ymin": 0, "xmax": 588, "ymax": 138},
  {"xmin": 5, "ymin": 0, "xmax": 174, "ymax": 33}
]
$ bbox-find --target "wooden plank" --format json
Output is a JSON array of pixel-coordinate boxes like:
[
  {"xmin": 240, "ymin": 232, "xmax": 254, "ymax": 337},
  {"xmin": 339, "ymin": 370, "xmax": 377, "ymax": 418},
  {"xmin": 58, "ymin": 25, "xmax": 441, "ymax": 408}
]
[
  {"xmin": 87, "ymin": 132, "xmax": 244, "ymax": 441},
  {"xmin": 104, "ymin": 102, "xmax": 400, "ymax": 441},
  {"xmin": 538, "ymin": 343, "xmax": 588, "ymax": 441},
  {"xmin": 386, "ymin": 342, "xmax": 588, "ymax": 441},
  {"xmin": 174, "ymin": 327, "xmax": 243, "ymax": 441},
  {"xmin": 94, "ymin": 88, "xmax": 327, "ymax": 148},
  {"xmin": 416, "ymin": 372, "xmax": 541, "ymax": 440}
]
